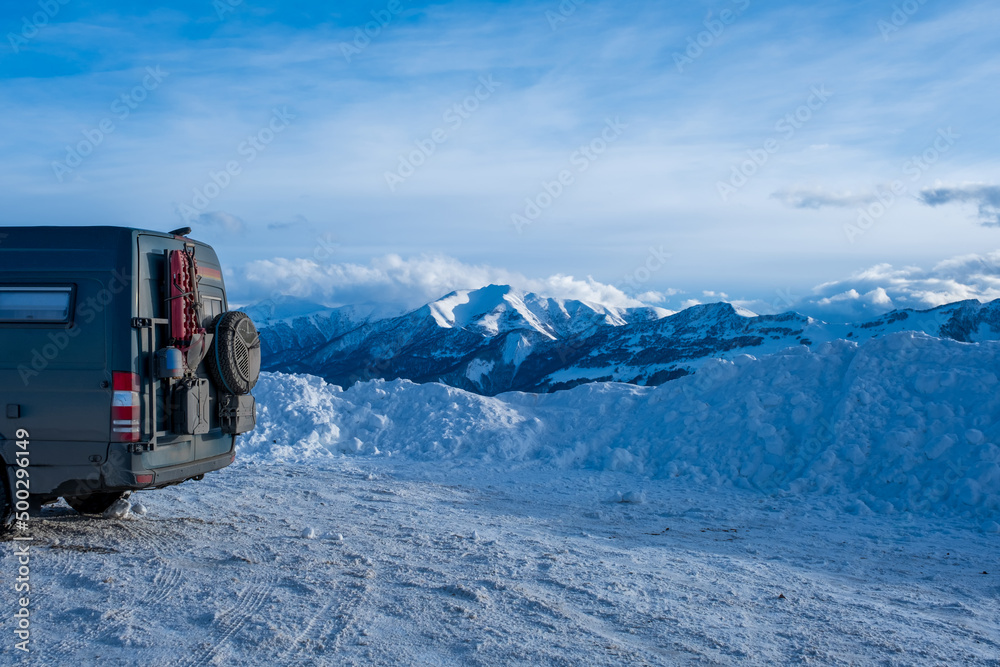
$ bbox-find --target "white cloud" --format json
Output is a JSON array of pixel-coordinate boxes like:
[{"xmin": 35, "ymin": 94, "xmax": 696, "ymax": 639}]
[
  {"xmin": 237, "ymin": 253, "xmax": 650, "ymax": 310},
  {"xmin": 235, "ymin": 249, "xmax": 1000, "ymax": 322},
  {"xmin": 799, "ymin": 252, "xmax": 1000, "ymax": 320},
  {"xmin": 636, "ymin": 290, "xmax": 666, "ymax": 303}
]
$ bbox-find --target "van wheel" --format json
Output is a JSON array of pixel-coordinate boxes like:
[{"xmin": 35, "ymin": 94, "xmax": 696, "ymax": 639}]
[
  {"xmin": 66, "ymin": 492, "xmax": 125, "ymax": 515},
  {"xmin": 0, "ymin": 470, "xmax": 12, "ymax": 534},
  {"xmin": 206, "ymin": 311, "xmax": 261, "ymax": 395}
]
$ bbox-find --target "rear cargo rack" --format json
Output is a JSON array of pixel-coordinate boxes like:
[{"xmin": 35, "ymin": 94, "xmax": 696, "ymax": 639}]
[{"xmin": 136, "ymin": 315, "xmax": 171, "ymax": 446}]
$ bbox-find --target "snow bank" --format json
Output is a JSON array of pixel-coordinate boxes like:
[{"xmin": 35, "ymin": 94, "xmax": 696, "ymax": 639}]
[{"xmin": 241, "ymin": 332, "xmax": 1000, "ymax": 519}]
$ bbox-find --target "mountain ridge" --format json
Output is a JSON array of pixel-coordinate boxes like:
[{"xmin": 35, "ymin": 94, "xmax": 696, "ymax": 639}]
[{"xmin": 242, "ymin": 286, "xmax": 1000, "ymax": 395}]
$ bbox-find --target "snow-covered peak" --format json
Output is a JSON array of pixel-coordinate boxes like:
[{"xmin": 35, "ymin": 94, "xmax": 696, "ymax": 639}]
[
  {"xmin": 669, "ymin": 301, "xmax": 748, "ymax": 328},
  {"xmin": 253, "ymin": 286, "xmax": 1000, "ymax": 397},
  {"xmin": 427, "ymin": 285, "xmax": 518, "ymax": 329},
  {"xmin": 424, "ymin": 284, "xmax": 627, "ymax": 339}
]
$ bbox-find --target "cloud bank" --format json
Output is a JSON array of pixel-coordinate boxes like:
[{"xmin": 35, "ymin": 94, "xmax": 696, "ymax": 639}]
[
  {"xmin": 234, "ymin": 248, "xmax": 1000, "ymax": 325},
  {"xmin": 237, "ymin": 254, "xmax": 657, "ymax": 311},
  {"xmin": 800, "ymin": 251, "xmax": 1000, "ymax": 319}
]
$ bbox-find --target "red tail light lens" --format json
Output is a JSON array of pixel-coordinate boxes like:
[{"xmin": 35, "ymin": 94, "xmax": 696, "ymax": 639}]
[{"xmin": 111, "ymin": 371, "xmax": 140, "ymax": 442}]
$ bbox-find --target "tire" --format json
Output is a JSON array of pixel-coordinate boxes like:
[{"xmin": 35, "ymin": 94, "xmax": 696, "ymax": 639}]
[
  {"xmin": 66, "ymin": 492, "xmax": 125, "ymax": 515},
  {"xmin": 206, "ymin": 311, "xmax": 261, "ymax": 395},
  {"xmin": 0, "ymin": 468, "xmax": 12, "ymax": 535}
]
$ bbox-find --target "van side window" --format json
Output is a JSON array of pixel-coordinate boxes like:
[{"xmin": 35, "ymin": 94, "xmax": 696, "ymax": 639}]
[
  {"xmin": 0, "ymin": 286, "xmax": 74, "ymax": 323},
  {"xmin": 203, "ymin": 296, "xmax": 223, "ymax": 328}
]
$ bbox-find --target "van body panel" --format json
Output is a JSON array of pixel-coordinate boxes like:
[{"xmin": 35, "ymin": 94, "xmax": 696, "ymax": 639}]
[
  {"xmin": 0, "ymin": 274, "xmax": 114, "ymax": 444},
  {"xmin": 0, "ymin": 226, "xmax": 250, "ymax": 504},
  {"xmin": 23, "ymin": 460, "xmax": 102, "ymax": 498},
  {"xmin": 142, "ymin": 440, "xmax": 195, "ymax": 468},
  {"xmin": 196, "ymin": 435, "xmax": 232, "ymax": 461}
]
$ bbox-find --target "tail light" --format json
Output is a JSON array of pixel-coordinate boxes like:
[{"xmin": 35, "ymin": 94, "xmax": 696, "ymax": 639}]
[{"xmin": 111, "ymin": 371, "xmax": 140, "ymax": 442}]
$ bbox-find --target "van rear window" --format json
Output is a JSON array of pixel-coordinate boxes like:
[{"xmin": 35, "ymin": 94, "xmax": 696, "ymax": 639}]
[{"xmin": 0, "ymin": 286, "xmax": 74, "ymax": 322}]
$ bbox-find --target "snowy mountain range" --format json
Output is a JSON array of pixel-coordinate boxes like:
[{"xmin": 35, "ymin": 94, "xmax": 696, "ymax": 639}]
[{"xmin": 243, "ymin": 286, "xmax": 1000, "ymax": 395}]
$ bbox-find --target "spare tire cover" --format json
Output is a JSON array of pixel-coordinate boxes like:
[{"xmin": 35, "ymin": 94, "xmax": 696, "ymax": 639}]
[{"xmin": 206, "ymin": 311, "xmax": 261, "ymax": 395}]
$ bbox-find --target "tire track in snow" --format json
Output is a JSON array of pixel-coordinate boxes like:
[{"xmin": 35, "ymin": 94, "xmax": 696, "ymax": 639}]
[
  {"xmin": 33, "ymin": 516, "xmax": 150, "ymax": 663},
  {"xmin": 122, "ymin": 519, "xmax": 188, "ymax": 608},
  {"xmin": 274, "ymin": 554, "xmax": 378, "ymax": 660},
  {"xmin": 176, "ymin": 575, "xmax": 276, "ymax": 667},
  {"xmin": 503, "ymin": 577, "xmax": 667, "ymax": 664}
]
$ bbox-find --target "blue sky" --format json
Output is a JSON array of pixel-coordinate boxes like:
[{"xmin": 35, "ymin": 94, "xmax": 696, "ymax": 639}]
[{"xmin": 1, "ymin": 0, "xmax": 999, "ymax": 318}]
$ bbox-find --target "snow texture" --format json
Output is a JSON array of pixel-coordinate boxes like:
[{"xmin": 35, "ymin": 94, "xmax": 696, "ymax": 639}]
[
  {"xmin": 5, "ymin": 331, "xmax": 998, "ymax": 665},
  {"xmin": 10, "ymin": 461, "xmax": 998, "ymax": 665},
  {"xmin": 244, "ymin": 332, "xmax": 1000, "ymax": 521}
]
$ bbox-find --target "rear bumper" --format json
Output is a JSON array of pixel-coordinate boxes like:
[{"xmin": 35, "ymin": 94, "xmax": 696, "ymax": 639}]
[
  {"xmin": 4, "ymin": 445, "xmax": 235, "ymax": 499},
  {"xmin": 100, "ymin": 447, "xmax": 235, "ymax": 491},
  {"xmin": 139, "ymin": 449, "xmax": 235, "ymax": 490}
]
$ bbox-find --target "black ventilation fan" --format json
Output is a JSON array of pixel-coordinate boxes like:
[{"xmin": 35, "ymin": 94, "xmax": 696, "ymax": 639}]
[{"xmin": 169, "ymin": 226, "xmax": 192, "ymax": 237}]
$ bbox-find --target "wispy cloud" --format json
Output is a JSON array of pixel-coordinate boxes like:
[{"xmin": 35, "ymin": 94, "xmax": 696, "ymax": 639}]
[
  {"xmin": 918, "ymin": 183, "xmax": 1000, "ymax": 226},
  {"xmin": 771, "ymin": 187, "xmax": 876, "ymax": 209},
  {"xmin": 195, "ymin": 210, "xmax": 245, "ymax": 234}
]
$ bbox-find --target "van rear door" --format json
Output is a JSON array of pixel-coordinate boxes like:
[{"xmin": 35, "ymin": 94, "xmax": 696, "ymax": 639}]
[{"xmin": 134, "ymin": 234, "xmax": 231, "ymax": 463}]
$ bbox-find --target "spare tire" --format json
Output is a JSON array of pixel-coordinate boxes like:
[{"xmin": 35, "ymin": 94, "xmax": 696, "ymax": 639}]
[
  {"xmin": 206, "ymin": 311, "xmax": 261, "ymax": 395},
  {"xmin": 0, "ymin": 470, "xmax": 12, "ymax": 535}
]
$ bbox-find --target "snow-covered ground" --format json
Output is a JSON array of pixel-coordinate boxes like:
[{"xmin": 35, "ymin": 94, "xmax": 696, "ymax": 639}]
[
  {"xmin": 3, "ymin": 331, "xmax": 999, "ymax": 665},
  {"xmin": 7, "ymin": 461, "xmax": 999, "ymax": 665}
]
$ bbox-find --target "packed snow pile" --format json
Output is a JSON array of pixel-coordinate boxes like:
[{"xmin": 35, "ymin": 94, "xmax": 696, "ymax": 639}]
[{"xmin": 242, "ymin": 332, "xmax": 1000, "ymax": 520}]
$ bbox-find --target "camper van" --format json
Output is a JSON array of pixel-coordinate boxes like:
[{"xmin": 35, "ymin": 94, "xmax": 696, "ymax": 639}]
[{"xmin": 0, "ymin": 226, "xmax": 258, "ymax": 527}]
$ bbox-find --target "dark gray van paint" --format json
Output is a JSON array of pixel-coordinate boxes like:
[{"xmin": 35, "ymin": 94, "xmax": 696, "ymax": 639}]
[{"xmin": 0, "ymin": 226, "xmax": 253, "ymax": 510}]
